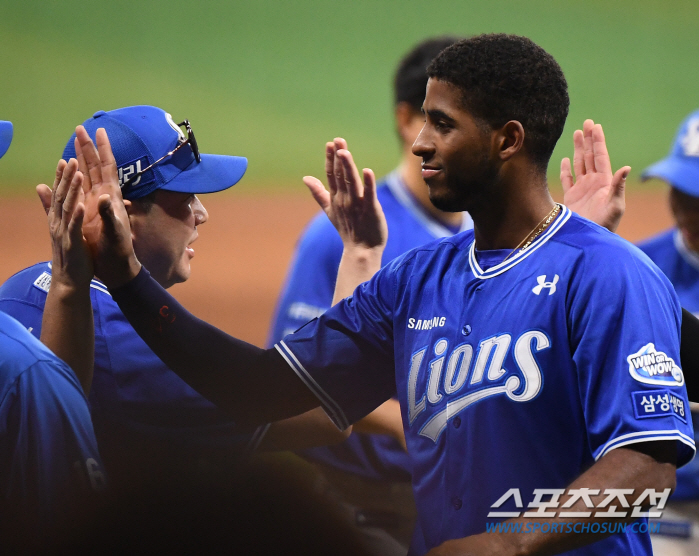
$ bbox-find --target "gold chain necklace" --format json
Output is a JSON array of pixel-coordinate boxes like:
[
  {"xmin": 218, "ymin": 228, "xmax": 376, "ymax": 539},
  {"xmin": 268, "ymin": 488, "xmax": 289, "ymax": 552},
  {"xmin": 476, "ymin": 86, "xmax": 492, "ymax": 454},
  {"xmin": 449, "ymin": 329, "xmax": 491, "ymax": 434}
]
[{"xmin": 502, "ymin": 204, "xmax": 561, "ymax": 263}]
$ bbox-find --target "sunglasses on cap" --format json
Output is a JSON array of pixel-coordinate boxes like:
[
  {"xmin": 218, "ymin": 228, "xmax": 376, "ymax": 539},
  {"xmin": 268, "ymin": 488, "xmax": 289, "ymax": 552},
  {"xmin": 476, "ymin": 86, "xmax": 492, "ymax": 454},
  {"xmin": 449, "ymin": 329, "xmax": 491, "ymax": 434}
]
[{"xmin": 121, "ymin": 119, "xmax": 200, "ymax": 194}]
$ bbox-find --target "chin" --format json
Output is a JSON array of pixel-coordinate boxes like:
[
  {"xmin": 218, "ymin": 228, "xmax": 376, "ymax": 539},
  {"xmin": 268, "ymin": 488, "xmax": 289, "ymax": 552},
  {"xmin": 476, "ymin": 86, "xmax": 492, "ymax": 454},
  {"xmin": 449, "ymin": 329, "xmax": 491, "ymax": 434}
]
[{"xmin": 428, "ymin": 190, "xmax": 468, "ymax": 213}]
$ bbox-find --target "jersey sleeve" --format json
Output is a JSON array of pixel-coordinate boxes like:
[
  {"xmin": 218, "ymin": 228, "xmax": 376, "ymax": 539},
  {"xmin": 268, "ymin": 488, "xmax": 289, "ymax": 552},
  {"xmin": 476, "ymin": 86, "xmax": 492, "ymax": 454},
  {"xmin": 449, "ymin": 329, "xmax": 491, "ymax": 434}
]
[
  {"xmin": 568, "ymin": 243, "xmax": 696, "ymax": 467},
  {"xmin": 267, "ymin": 213, "xmax": 344, "ymax": 346},
  {"xmin": 0, "ymin": 298, "xmax": 45, "ymax": 341},
  {"xmin": 274, "ymin": 261, "xmax": 400, "ymax": 430},
  {"xmin": 0, "ymin": 359, "xmax": 105, "ymax": 526}
]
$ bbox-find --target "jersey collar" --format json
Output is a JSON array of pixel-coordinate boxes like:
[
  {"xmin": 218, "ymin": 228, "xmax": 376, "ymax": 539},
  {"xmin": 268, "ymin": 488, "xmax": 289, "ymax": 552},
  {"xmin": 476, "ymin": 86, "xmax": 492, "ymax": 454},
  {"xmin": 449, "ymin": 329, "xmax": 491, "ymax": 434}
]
[
  {"xmin": 468, "ymin": 204, "xmax": 571, "ymax": 280},
  {"xmin": 384, "ymin": 170, "xmax": 472, "ymax": 237},
  {"xmin": 47, "ymin": 261, "xmax": 111, "ymax": 296}
]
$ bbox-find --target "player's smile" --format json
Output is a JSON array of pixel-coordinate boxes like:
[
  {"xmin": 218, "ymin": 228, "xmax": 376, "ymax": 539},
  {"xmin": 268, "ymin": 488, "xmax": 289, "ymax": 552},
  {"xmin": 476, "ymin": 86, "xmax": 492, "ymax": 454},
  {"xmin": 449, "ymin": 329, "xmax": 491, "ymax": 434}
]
[
  {"xmin": 412, "ymin": 78, "xmax": 495, "ymax": 213},
  {"xmin": 420, "ymin": 163, "xmax": 442, "ymax": 180}
]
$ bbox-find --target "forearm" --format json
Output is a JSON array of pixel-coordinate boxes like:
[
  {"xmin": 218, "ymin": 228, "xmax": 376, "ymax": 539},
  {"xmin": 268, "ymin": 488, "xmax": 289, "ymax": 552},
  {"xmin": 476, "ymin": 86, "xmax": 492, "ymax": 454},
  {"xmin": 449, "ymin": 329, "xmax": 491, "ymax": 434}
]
[
  {"xmin": 259, "ymin": 408, "xmax": 352, "ymax": 451},
  {"xmin": 332, "ymin": 246, "xmax": 383, "ymax": 305},
  {"xmin": 41, "ymin": 282, "xmax": 94, "ymax": 394},
  {"xmin": 110, "ymin": 267, "xmax": 319, "ymax": 425},
  {"xmin": 444, "ymin": 443, "xmax": 676, "ymax": 556}
]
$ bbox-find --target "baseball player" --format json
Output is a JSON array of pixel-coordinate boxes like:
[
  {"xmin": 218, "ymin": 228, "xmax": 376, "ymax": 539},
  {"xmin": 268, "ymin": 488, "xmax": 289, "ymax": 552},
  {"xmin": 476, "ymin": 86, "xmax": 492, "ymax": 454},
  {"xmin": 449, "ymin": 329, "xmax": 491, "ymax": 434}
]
[
  {"xmin": 0, "ymin": 106, "xmax": 349, "ymax": 489},
  {"xmin": 60, "ymin": 34, "xmax": 695, "ymax": 556},
  {"xmin": 636, "ymin": 109, "xmax": 699, "ymax": 554},
  {"xmin": 0, "ymin": 121, "xmax": 105, "ymax": 547},
  {"xmin": 268, "ymin": 37, "xmax": 463, "ymax": 552}
]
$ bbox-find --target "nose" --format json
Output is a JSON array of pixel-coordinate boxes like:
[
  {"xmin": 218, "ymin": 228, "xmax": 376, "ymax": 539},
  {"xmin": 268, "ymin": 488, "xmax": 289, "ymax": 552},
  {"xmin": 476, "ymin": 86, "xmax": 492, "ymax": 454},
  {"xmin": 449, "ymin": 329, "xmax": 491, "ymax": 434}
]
[
  {"xmin": 192, "ymin": 195, "xmax": 209, "ymax": 226},
  {"xmin": 411, "ymin": 124, "xmax": 433, "ymax": 160}
]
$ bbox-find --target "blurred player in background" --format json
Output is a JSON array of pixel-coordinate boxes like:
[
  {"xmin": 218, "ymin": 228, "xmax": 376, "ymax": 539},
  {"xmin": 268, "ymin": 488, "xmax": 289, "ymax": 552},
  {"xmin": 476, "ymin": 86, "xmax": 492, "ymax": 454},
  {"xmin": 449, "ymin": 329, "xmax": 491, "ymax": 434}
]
[
  {"xmin": 0, "ymin": 121, "xmax": 105, "ymax": 549},
  {"xmin": 268, "ymin": 36, "xmax": 463, "ymax": 554},
  {"xmin": 0, "ymin": 107, "xmax": 349, "ymax": 489},
  {"xmin": 638, "ymin": 108, "xmax": 699, "ymax": 555}
]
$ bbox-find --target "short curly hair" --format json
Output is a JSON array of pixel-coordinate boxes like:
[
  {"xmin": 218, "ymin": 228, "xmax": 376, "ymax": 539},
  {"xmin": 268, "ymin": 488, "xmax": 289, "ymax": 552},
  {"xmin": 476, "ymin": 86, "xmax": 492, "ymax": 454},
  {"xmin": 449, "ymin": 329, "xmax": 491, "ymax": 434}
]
[
  {"xmin": 427, "ymin": 34, "xmax": 569, "ymax": 170},
  {"xmin": 394, "ymin": 36, "xmax": 461, "ymax": 112}
]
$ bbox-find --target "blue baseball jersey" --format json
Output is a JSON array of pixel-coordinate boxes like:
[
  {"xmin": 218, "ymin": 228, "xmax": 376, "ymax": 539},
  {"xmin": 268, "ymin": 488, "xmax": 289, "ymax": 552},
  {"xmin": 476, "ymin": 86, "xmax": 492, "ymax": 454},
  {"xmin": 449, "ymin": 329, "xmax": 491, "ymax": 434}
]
[
  {"xmin": 0, "ymin": 310, "xmax": 104, "ymax": 528},
  {"xmin": 268, "ymin": 171, "xmax": 472, "ymax": 481},
  {"xmin": 0, "ymin": 263, "xmax": 266, "ymax": 484},
  {"xmin": 638, "ymin": 228, "xmax": 699, "ymax": 500},
  {"xmin": 276, "ymin": 207, "xmax": 695, "ymax": 555}
]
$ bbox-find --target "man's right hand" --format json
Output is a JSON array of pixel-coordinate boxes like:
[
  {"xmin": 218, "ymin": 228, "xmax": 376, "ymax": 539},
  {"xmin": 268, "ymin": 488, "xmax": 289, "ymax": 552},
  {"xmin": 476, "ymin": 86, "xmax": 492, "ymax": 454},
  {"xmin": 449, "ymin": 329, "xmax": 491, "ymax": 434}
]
[{"xmin": 74, "ymin": 126, "xmax": 142, "ymax": 288}]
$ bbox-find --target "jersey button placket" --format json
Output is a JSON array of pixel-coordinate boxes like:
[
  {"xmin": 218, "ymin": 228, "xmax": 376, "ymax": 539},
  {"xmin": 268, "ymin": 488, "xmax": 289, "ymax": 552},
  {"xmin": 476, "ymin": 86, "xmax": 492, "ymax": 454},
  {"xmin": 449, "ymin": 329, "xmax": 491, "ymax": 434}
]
[{"xmin": 452, "ymin": 497, "xmax": 462, "ymax": 510}]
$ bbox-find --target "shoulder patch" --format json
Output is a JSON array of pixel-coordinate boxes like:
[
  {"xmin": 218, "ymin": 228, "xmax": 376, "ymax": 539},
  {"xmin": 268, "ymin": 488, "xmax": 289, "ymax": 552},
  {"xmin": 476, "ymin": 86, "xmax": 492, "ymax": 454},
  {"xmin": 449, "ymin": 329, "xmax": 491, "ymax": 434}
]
[
  {"xmin": 32, "ymin": 271, "xmax": 52, "ymax": 293},
  {"xmin": 627, "ymin": 343, "xmax": 684, "ymax": 387},
  {"xmin": 632, "ymin": 389, "xmax": 687, "ymax": 423}
]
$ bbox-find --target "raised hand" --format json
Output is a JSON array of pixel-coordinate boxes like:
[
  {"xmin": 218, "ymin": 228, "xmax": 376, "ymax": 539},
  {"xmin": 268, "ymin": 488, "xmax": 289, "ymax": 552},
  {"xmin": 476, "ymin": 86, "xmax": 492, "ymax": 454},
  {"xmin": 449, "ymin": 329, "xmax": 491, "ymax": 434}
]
[
  {"xmin": 303, "ymin": 138, "xmax": 387, "ymax": 252},
  {"xmin": 37, "ymin": 158, "xmax": 92, "ymax": 290},
  {"xmin": 303, "ymin": 138, "xmax": 388, "ymax": 303},
  {"xmin": 74, "ymin": 126, "xmax": 142, "ymax": 288},
  {"xmin": 561, "ymin": 119, "xmax": 630, "ymax": 233}
]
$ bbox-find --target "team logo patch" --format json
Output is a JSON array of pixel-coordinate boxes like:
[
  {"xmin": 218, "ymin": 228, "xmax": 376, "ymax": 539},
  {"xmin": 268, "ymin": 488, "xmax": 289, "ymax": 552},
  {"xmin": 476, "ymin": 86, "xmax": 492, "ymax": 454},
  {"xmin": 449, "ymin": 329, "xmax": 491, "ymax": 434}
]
[
  {"xmin": 627, "ymin": 343, "xmax": 684, "ymax": 387},
  {"xmin": 32, "ymin": 271, "xmax": 51, "ymax": 293},
  {"xmin": 118, "ymin": 156, "xmax": 153, "ymax": 188},
  {"xmin": 632, "ymin": 390, "xmax": 687, "ymax": 423}
]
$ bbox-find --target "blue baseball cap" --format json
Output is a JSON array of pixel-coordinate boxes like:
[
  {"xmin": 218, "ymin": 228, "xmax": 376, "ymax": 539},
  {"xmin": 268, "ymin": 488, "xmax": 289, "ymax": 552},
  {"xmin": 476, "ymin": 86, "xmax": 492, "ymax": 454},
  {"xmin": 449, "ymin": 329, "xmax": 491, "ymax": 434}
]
[
  {"xmin": 642, "ymin": 109, "xmax": 699, "ymax": 197},
  {"xmin": 62, "ymin": 106, "xmax": 247, "ymax": 200},
  {"xmin": 0, "ymin": 121, "xmax": 13, "ymax": 159}
]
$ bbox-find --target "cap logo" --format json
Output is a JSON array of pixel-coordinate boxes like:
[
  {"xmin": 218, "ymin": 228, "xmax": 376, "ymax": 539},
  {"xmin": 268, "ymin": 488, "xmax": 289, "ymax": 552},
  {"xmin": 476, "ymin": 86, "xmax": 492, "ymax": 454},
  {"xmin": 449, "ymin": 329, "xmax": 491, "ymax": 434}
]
[
  {"xmin": 118, "ymin": 156, "xmax": 152, "ymax": 188},
  {"xmin": 681, "ymin": 117, "xmax": 699, "ymax": 157},
  {"xmin": 165, "ymin": 112, "xmax": 186, "ymax": 143}
]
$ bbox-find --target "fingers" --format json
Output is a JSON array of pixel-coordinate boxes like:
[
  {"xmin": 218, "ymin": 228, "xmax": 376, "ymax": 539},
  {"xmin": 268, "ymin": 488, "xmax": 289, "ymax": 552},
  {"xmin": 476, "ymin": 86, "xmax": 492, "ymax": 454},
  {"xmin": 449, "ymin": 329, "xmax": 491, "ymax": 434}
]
[
  {"xmin": 67, "ymin": 202, "xmax": 86, "ymax": 245},
  {"xmin": 75, "ymin": 137, "xmax": 92, "ymax": 194},
  {"xmin": 333, "ymin": 138, "xmax": 349, "ymax": 197},
  {"xmin": 37, "ymin": 185, "xmax": 53, "ymax": 215},
  {"xmin": 62, "ymin": 170, "xmax": 84, "ymax": 215},
  {"xmin": 95, "ymin": 128, "xmax": 119, "ymax": 190},
  {"xmin": 53, "ymin": 159, "xmax": 67, "ymax": 190},
  {"xmin": 591, "ymin": 124, "xmax": 612, "ymax": 175},
  {"xmin": 582, "ymin": 119, "xmax": 595, "ymax": 174},
  {"xmin": 572, "ymin": 129, "xmax": 585, "ymax": 178},
  {"xmin": 76, "ymin": 126, "xmax": 103, "ymax": 188},
  {"xmin": 325, "ymin": 142, "xmax": 338, "ymax": 195},
  {"xmin": 362, "ymin": 168, "xmax": 377, "ymax": 201},
  {"xmin": 303, "ymin": 175, "xmax": 331, "ymax": 212},
  {"xmin": 560, "ymin": 157, "xmax": 573, "ymax": 193},
  {"xmin": 54, "ymin": 159, "xmax": 79, "ymax": 214},
  {"xmin": 98, "ymin": 194, "xmax": 120, "ymax": 240},
  {"xmin": 612, "ymin": 166, "xmax": 631, "ymax": 200},
  {"xmin": 337, "ymin": 149, "xmax": 363, "ymax": 199}
]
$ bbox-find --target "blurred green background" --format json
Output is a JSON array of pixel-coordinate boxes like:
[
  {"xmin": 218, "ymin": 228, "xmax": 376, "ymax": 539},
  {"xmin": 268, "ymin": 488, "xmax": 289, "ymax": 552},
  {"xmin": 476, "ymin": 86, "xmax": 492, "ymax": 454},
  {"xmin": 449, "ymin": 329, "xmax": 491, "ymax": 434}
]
[{"xmin": 0, "ymin": 0, "xmax": 697, "ymax": 194}]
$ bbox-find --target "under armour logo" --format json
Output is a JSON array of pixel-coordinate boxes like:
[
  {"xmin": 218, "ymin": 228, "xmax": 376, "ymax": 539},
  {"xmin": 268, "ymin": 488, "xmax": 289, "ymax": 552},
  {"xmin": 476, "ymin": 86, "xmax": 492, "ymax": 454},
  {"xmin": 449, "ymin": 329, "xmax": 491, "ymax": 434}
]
[
  {"xmin": 681, "ymin": 117, "xmax": 699, "ymax": 157},
  {"xmin": 532, "ymin": 274, "xmax": 559, "ymax": 296}
]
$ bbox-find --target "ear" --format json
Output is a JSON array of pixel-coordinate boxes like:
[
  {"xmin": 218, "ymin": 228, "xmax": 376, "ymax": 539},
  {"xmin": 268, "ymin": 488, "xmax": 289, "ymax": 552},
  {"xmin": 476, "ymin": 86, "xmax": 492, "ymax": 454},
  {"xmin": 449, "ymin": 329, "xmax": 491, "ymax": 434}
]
[
  {"xmin": 123, "ymin": 199, "xmax": 138, "ymax": 241},
  {"xmin": 495, "ymin": 120, "xmax": 525, "ymax": 161}
]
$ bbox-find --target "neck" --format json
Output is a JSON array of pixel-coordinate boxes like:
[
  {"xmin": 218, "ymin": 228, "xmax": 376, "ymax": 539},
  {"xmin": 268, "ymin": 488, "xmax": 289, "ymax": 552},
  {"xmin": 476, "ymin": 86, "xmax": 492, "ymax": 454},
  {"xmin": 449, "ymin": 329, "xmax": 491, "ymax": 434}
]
[
  {"xmin": 470, "ymin": 164, "xmax": 556, "ymax": 251},
  {"xmin": 400, "ymin": 148, "xmax": 464, "ymax": 228}
]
